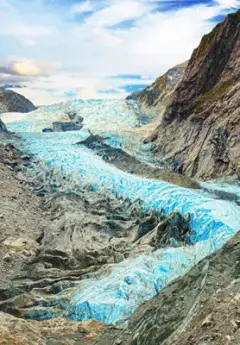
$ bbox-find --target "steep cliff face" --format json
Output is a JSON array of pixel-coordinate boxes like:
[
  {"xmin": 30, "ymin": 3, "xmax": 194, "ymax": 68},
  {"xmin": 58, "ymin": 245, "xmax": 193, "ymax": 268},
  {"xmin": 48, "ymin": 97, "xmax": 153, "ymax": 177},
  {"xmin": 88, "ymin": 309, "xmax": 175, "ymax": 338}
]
[
  {"xmin": 127, "ymin": 62, "xmax": 187, "ymax": 116},
  {"xmin": 149, "ymin": 10, "xmax": 240, "ymax": 180},
  {"xmin": 0, "ymin": 88, "xmax": 36, "ymax": 113}
]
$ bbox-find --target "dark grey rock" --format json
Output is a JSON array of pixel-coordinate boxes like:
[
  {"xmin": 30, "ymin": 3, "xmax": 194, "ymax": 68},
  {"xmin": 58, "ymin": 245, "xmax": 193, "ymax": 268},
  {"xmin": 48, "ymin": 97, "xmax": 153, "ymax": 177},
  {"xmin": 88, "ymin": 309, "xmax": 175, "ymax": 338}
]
[
  {"xmin": 66, "ymin": 111, "xmax": 84, "ymax": 124},
  {"xmin": 52, "ymin": 122, "xmax": 83, "ymax": 132},
  {"xmin": 66, "ymin": 111, "xmax": 77, "ymax": 120},
  {"xmin": 0, "ymin": 88, "xmax": 36, "ymax": 113},
  {"xmin": 0, "ymin": 119, "xmax": 8, "ymax": 133},
  {"xmin": 75, "ymin": 115, "xmax": 84, "ymax": 124},
  {"xmin": 42, "ymin": 128, "xmax": 53, "ymax": 133}
]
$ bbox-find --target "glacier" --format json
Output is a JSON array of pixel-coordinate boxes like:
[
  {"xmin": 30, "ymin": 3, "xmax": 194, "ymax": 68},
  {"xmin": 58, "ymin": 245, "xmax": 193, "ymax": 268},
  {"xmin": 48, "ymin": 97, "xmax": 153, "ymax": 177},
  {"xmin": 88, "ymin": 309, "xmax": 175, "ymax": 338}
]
[{"xmin": 2, "ymin": 99, "xmax": 240, "ymax": 324}]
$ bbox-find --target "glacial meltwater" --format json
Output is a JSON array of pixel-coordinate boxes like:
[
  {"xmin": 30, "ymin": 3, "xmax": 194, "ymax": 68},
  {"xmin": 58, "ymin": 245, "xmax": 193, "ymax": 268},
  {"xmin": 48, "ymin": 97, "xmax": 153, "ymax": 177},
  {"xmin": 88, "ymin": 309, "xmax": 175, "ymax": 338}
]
[{"xmin": 2, "ymin": 99, "xmax": 240, "ymax": 324}]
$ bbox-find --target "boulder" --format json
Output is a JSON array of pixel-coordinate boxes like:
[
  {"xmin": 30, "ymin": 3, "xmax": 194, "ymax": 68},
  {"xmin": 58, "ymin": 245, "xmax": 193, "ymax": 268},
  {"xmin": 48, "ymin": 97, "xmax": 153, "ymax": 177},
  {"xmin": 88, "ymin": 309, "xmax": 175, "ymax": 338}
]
[
  {"xmin": 52, "ymin": 121, "xmax": 83, "ymax": 132},
  {"xmin": 42, "ymin": 128, "xmax": 53, "ymax": 133},
  {"xmin": 0, "ymin": 312, "xmax": 45, "ymax": 345}
]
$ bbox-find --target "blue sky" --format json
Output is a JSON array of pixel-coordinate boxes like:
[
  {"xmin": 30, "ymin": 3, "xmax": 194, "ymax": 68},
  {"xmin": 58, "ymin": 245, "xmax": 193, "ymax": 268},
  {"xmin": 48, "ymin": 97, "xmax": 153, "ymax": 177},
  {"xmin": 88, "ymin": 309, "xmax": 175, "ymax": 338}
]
[{"xmin": 0, "ymin": 0, "xmax": 239, "ymax": 104}]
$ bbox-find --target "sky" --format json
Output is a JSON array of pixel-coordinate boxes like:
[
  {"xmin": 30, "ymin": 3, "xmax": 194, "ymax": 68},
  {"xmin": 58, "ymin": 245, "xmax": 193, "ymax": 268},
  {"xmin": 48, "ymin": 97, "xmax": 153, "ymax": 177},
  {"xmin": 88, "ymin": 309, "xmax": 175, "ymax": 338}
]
[{"xmin": 0, "ymin": 0, "xmax": 239, "ymax": 105}]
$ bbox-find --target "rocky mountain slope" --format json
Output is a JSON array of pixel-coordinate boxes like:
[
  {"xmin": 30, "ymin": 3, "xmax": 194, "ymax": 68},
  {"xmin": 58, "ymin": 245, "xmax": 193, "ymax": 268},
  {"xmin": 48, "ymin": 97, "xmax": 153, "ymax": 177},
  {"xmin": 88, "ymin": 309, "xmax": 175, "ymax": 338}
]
[
  {"xmin": 120, "ymin": 229, "xmax": 240, "ymax": 345},
  {"xmin": 145, "ymin": 10, "xmax": 240, "ymax": 180},
  {"xmin": 127, "ymin": 62, "xmax": 187, "ymax": 118},
  {"xmin": 0, "ymin": 88, "xmax": 36, "ymax": 113}
]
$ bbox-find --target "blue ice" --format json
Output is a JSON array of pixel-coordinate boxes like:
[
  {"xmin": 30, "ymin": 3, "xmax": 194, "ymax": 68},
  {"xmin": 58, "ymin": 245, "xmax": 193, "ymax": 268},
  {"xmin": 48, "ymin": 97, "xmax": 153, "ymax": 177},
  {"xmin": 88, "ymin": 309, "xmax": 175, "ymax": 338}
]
[{"xmin": 4, "ymin": 101, "xmax": 240, "ymax": 324}]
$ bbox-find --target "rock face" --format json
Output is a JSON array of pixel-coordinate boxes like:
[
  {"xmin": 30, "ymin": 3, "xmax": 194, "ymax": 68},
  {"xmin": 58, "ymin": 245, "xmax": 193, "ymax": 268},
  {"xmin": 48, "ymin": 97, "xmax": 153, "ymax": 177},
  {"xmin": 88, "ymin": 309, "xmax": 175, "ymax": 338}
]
[
  {"xmin": 0, "ymin": 312, "xmax": 105, "ymax": 345},
  {"xmin": 127, "ymin": 62, "xmax": 187, "ymax": 116},
  {"xmin": 148, "ymin": 10, "xmax": 240, "ymax": 180},
  {"xmin": 0, "ymin": 88, "xmax": 36, "ymax": 113},
  {"xmin": 122, "ymin": 231, "xmax": 240, "ymax": 345}
]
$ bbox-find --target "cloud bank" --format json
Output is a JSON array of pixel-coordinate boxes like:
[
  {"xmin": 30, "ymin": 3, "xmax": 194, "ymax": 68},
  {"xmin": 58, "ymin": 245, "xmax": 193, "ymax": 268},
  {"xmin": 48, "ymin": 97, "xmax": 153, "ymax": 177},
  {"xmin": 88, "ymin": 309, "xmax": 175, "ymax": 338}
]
[{"xmin": 0, "ymin": 0, "xmax": 239, "ymax": 104}]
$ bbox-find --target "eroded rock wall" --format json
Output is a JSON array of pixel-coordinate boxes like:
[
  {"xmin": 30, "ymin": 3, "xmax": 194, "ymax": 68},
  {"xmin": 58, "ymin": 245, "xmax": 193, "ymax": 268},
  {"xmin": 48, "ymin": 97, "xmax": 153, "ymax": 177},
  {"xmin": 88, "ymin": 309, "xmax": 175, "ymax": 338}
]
[{"xmin": 148, "ymin": 10, "xmax": 240, "ymax": 180}]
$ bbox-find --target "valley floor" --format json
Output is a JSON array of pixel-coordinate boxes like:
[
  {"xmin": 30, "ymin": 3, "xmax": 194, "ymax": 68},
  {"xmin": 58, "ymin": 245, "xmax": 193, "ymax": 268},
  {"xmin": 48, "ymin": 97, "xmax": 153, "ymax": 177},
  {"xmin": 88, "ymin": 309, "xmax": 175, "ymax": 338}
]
[{"xmin": 0, "ymin": 142, "xmax": 239, "ymax": 345}]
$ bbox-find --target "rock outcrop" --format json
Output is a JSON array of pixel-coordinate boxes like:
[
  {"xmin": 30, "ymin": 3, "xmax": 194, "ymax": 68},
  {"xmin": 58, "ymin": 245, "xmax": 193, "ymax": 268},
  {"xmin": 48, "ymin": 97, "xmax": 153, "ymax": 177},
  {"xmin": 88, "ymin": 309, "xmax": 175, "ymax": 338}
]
[
  {"xmin": 121, "ymin": 230, "xmax": 240, "ymax": 345},
  {"xmin": 0, "ymin": 118, "xmax": 13, "ymax": 139},
  {"xmin": 127, "ymin": 62, "xmax": 187, "ymax": 117},
  {"xmin": 52, "ymin": 121, "xmax": 83, "ymax": 132},
  {"xmin": 0, "ymin": 88, "xmax": 36, "ymax": 113},
  {"xmin": 147, "ymin": 10, "xmax": 240, "ymax": 180},
  {"xmin": 42, "ymin": 112, "xmax": 84, "ymax": 132},
  {"xmin": 0, "ymin": 119, "xmax": 8, "ymax": 134}
]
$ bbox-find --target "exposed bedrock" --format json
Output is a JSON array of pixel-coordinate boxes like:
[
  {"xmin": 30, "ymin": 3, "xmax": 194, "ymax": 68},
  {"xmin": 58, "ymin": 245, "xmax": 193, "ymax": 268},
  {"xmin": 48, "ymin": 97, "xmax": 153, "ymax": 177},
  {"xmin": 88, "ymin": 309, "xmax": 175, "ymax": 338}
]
[
  {"xmin": 127, "ymin": 62, "xmax": 187, "ymax": 116},
  {"xmin": 0, "ymin": 118, "xmax": 16, "ymax": 139},
  {"xmin": 146, "ymin": 10, "xmax": 240, "ymax": 180},
  {"xmin": 52, "ymin": 121, "xmax": 83, "ymax": 132},
  {"xmin": 0, "ymin": 88, "xmax": 36, "ymax": 113},
  {"xmin": 42, "ymin": 113, "xmax": 84, "ymax": 133}
]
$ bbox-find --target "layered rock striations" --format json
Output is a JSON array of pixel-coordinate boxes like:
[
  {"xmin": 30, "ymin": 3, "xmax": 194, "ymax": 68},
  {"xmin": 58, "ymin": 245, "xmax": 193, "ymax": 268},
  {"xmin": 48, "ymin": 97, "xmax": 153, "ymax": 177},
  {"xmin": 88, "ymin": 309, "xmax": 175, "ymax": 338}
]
[
  {"xmin": 147, "ymin": 10, "xmax": 240, "ymax": 180},
  {"xmin": 0, "ymin": 88, "xmax": 36, "ymax": 113},
  {"xmin": 127, "ymin": 62, "xmax": 187, "ymax": 117}
]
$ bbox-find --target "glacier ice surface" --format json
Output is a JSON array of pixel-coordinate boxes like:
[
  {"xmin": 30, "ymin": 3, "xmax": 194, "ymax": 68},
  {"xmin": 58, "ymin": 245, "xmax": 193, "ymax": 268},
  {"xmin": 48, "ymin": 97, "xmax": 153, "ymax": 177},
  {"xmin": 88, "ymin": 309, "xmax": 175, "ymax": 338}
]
[{"xmin": 4, "ymin": 100, "xmax": 240, "ymax": 324}]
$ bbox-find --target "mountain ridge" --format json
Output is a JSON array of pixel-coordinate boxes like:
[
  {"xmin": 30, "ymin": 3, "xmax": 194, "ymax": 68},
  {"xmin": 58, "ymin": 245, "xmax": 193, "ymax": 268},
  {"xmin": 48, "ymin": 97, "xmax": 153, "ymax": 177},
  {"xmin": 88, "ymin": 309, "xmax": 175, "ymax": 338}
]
[
  {"xmin": 127, "ymin": 61, "xmax": 187, "ymax": 120},
  {"xmin": 145, "ymin": 10, "xmax": 240, "ymax": 180},
  {"xmin": 0, "ymin": 88, "xmax": 36, "ymax": 114}
]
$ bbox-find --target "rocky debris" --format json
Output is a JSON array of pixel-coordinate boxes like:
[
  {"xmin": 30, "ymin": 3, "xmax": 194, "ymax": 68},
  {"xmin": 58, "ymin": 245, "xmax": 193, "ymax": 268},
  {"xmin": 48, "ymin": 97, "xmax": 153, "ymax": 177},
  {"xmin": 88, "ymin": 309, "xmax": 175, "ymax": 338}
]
[
  {"xmin": 127, "ymin": 62, "xmax": 187, "ymax": 117},
  {"xmin": 0, "ymin": 312, "xmax": 45, "ymax": 345},
  {"xmin": 76, "ymin": 131, "xmax": 200, "ymax": 189},
  {"xmin": 52, "ymin": 121, "xmax": 83, "ymax": 132},
  {"xmin": 0, "ymin": 88, "xmax": 36, "ymax": 113},
  {"xmin": 147, "ymin": 10, "xmax": 240, "ymax": 180},
  {"xmin": 3, "ymin": 237, "xmax": 37, "ymax": 253},
  {"xmin": 0, "ymin": 143, "xmax": 48, "ymax": 286},
  {"xmin": 66, "ymin": 111, "xmax": 84, "ymax": 124},
  {"xmin": 42, "ymin": 113, "xmax": 84, "ymax": 133},
  {"xmin": 0, "ymin": 143, "xmax": 30, "ymax": 170},
  {"xmin": 0, "ymin": 312, "xmax": 105, "ymax": 345}
]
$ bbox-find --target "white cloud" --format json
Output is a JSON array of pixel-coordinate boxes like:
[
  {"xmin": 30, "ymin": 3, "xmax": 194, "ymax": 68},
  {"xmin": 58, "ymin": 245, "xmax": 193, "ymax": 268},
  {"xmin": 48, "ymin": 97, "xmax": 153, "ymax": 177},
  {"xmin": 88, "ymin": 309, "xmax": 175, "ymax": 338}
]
[
  {"xmin": 217, "ymin": 0, "xmax": 240, "ymax": 7},
  {"xmin": 85, "ymin": 0, "xmax": 148, "ymax": 27},
  {"xmin": 0, "ymin": 58, "xmax": 61, "ymax": 76},
  {"xmin": 0, "ymin": 0, "xmax": 239, "ymax": 104},
  {"xmin": 71, "ymin": 0, "xmax": 94, "ymax": 14}
]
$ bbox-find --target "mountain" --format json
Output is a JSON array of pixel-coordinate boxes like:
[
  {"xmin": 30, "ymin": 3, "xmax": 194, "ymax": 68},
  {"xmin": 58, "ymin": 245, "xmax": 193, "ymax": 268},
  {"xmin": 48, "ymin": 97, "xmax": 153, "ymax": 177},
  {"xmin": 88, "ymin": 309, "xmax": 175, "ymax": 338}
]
[
  {"xmin": 0, "ymin": 88, "xmax": 36, "ymax": 113},
  {"xmin": 127, "ymin": 62, "xmax": 187, "ymax": 118},
  {"xmin": 146, "ymin": 10, "xmax": 240, "ymax": 180}
]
